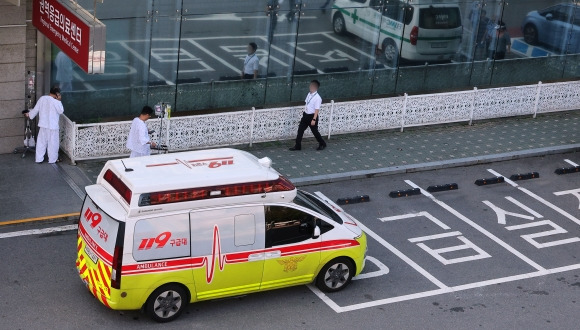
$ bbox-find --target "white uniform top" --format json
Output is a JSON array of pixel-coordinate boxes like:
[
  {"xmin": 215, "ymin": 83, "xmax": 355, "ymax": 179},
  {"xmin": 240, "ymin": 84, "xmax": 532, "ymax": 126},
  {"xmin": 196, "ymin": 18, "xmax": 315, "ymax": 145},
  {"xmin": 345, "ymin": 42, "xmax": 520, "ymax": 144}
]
[
  {"xmin": 243, "ymin": 53, "xmax": 259, "ymax": 75},
  {"xmin": 29, "ymin": 95, "xmax": 64, "ymax": 130},
  {"xmin": 126, "ymin": 117, "xmax": 151, "ymax": 155},
  {"xmin": 304, "ymin": 92, "xmax": 322, "ymax": 114}
]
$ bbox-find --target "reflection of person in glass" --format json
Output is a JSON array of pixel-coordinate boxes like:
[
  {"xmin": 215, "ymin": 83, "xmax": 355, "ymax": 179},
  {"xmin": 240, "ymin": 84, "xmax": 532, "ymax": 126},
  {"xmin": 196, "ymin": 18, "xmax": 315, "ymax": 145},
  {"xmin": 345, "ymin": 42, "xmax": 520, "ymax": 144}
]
[
  {"xmin": 290, "ymin": 80, "xmax": 327, "ymax": 151},
  {"xmin": 55, "ymin": 51, "xmax": 73, "ymax": 92},
  {"xmin": 488, "ymin": 22, "xmax": 511, "ymax": 60},
  {"xmin": 241, "ymin": 42, "xmax": 259, "ymax": 79},
  {"xmin": 475, "ymin": 10, "xmax": 489, "ymax": 58}
]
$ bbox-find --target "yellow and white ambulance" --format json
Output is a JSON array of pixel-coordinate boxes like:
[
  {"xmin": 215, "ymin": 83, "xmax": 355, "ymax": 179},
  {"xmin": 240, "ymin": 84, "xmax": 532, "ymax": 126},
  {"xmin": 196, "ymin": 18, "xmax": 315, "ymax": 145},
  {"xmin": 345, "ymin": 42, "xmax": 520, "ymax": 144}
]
[
  {"xmin": 332, "ymin": 0, "xmax": 463, "ymax": 65},
  {"xmin": 76, "ymin": 148, "xmax": 367, "ymax": 322}
]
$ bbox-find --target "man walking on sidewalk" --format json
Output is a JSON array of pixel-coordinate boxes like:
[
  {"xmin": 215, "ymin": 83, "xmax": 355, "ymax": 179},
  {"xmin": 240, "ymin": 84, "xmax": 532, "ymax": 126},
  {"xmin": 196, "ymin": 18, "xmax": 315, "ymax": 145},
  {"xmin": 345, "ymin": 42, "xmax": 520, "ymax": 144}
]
[
  {"xmin": 290, "ymin": 80, "xmax": 327, "ymax": 151},
  {"xmin": 127, "ymin": 106, "xmax": 157, "ymax": 158},
  {"xmin": 27, "ymin": 87, "xmax": 64, "ymax": 164}
]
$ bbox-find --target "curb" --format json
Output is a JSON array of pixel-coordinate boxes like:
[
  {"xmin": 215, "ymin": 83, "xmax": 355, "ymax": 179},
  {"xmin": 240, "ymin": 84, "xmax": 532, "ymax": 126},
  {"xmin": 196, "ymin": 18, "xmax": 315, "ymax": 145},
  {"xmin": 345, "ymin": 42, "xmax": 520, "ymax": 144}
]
[
  {"xmin": 290, "ymin": 143, "xmax": 580, "ymax": 186},
  {"xmin": 0, "ymin": 212, "xmax": 79, "ymax": 227}
]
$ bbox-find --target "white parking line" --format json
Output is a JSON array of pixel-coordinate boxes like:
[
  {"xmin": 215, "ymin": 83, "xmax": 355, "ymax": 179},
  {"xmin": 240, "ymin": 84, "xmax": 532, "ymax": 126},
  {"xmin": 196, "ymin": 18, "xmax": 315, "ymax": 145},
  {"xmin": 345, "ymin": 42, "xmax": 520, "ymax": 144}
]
[
  {"xmin": 186, "ymin": 39, "xmax": 240, "ymax": 74},
  {"xmin": 117, "ymin": 41, "xmax": 174, "ymax": 85},
  {"xmin": 0, "ymin": 225, "xmax": 78, "ymax": 239},
  {"xmin": 564, "ymin": 159, "xmax": 579, "ymax": 166},
  {"xmin": 405, "ymin": 180, "xmax": 546, "ymax": 271},
  {"xmin": 260, "ymin": 36, "xmax": 324, "ymax": 74},
  {"xmin": 487, "ymin": 168, "xmax": 580, "ymax": 227}
]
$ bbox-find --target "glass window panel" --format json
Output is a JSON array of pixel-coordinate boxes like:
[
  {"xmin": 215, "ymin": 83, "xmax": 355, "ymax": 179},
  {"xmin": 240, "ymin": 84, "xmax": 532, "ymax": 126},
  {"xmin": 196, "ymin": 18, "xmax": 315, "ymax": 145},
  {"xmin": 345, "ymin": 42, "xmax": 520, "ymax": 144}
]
[
  {"xmin": 176, "ymin": 10, "xmax": 270, "ymax": 110},
  {"xmin": 74, "ymin": 0, "xmax": 152, "ymax": 19},
  {"xmin": 53, "ymin": 18, "xmax": 152, "ymax": 121}
]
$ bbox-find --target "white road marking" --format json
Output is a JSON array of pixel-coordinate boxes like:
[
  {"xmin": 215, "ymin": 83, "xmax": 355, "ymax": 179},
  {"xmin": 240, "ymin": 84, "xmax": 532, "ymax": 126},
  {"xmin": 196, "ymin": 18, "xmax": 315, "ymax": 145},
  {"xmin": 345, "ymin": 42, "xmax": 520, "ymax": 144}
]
[
  {"xmin": 505, "ymin": 196, "xmax": 544, "ymax": 218},
  {"xmin": 564, "ymin": 159, "xmax": 579, "ymax": 166},
  {"xmin": 505, "ymin": 220, "xmax": 580, "ymax": 248},
  {"xmin": 311, "ymin": 262, "xmax": 580, "ymax": 313},
  {"xmin": 379, "ymin": 212, "xmax": 450, "ymax": 230},
  {"xmin": 554, "ymin": 188, "xmax": 580, "ymax": 210},
  {"xmin": 412, "ymin": 234, "xmax": 492, "ymax": 265},
  {"xmin": 405, "ymin": 180, "xmax": 546, "ymax": 271},
  {"xmin": 321, "ymin": 32, "xmax": 377, "ymax": 61},
  {"xmin": 72, "ymin": 72, "xmax": 96, "ymax": 91},
  {"xmin": 117, "ymin": 41, "xmax": 174, "ymax": 85},
  {"xmin": 0, "ymin": 225, "xmax": 78, "ymax": 239},
  {"xmin": 408, "ymin": 231, "xmax": 462, "ymax": 242},
  {"xmin": 260, "ymin": 37, "xmax": 324, "ymax": 74},
  {"xmin": 352, "ymin": 256, "xmax": 389, "ymax": 281},
  {"xmin": 356, "ymin": 221, "xmax": 448, "ymax": 289},
  {"xmin": 186, "ymin": 39, "xmax": 241, "ymax": 74},
  {"xmin": 487, "ymin": 168, "xmax": 580, "ymax": 227}
]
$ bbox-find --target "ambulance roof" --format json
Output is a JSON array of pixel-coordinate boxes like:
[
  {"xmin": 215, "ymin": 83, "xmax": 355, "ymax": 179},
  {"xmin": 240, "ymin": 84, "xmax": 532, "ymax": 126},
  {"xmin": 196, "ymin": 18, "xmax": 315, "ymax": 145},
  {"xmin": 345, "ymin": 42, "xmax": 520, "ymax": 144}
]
[{"xmin": 99, "ymin": 148, "xmax": 281, "ymax": 194}]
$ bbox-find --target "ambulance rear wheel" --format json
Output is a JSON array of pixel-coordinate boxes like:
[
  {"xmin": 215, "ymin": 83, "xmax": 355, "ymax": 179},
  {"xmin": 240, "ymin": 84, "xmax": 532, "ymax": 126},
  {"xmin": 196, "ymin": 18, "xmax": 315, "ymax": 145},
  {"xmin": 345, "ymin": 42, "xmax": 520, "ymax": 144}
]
[
  {"xmin": 146, "ymin": 284, "xmax": 188, "ymax": 323},
  {"xmin": 316, "ymin": 257, "xmax": 354, "ymax": 293}
]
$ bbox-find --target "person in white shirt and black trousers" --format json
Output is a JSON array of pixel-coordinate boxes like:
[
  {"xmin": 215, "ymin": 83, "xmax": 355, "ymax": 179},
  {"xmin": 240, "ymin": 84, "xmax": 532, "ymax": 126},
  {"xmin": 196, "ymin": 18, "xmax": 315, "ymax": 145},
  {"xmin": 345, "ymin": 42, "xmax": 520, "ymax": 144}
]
[
  {"xmin": 290, "ymin": 80, "xmax": 327, "ymax": 151},
  {"xmin": 241, "ymin": 42, "xmax": 259, "ymax": 79}
]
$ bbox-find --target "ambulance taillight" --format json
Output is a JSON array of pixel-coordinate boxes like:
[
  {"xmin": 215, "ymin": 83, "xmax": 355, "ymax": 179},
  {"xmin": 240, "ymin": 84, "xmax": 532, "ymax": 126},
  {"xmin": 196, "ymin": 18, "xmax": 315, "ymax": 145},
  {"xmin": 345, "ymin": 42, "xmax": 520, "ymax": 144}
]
[
  {"xmin": 410, "ymin": 26, "xmax": 419, "ymax": 45},
  {"xmin": 111, "ymin": 245, "xmax": 123, "ymax": 289},
  {"xmin": 104, "ymin": 170, "xmax": 132, "ymax": 204}
]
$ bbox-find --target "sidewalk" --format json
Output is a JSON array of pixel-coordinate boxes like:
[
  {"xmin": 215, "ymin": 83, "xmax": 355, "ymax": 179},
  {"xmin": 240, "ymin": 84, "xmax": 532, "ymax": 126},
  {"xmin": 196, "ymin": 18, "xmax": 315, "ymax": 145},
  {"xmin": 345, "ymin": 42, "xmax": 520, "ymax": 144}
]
[{"xmin": 1, "ymin": 110, "xmax": 579, "ymax": 225}]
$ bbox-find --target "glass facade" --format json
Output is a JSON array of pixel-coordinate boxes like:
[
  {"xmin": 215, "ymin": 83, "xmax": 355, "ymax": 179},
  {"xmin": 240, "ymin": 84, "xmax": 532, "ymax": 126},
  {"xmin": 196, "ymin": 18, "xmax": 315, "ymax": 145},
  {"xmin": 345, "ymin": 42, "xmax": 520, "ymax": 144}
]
[{"xmin": 50, "ymin": 0, "xmax": 580, "ymax": 122}]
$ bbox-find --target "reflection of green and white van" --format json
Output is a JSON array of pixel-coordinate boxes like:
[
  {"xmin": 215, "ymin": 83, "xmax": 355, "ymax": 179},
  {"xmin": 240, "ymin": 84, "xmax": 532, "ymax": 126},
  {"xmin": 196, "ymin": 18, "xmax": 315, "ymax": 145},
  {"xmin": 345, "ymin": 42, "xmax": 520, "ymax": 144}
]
[{"xmin": 332, "ymin": 0, "xmax": 463, "ymax": 65}]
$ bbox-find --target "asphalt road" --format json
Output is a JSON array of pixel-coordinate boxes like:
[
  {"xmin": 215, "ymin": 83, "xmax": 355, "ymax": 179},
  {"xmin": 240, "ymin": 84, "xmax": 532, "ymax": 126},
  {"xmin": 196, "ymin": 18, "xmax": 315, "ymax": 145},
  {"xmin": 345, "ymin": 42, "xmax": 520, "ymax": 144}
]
[{"xmin": 2, "ymin": 152, "xmax": 580, "ymax": 329}]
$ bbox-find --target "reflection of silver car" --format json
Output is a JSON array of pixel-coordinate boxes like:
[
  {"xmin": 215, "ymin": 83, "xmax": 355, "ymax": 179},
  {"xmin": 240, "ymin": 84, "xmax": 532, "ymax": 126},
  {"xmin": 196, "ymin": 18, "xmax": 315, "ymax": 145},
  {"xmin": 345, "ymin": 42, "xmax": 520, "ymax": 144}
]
[{"xmin": 521, "ymin": 3, "xmax": 580, "ymax": 53}]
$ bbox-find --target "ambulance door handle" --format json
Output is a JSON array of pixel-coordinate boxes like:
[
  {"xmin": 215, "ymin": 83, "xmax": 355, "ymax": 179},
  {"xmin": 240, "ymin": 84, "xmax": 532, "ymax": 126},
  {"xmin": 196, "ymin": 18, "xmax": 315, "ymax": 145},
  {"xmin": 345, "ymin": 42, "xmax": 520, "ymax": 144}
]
[
  {"xmin": 248, "ymin": 253, "xmax": 264, "ymax": 261},
  {"xmin": 265, "ymin": 251, "xmax": 281, "ymax": 259}
]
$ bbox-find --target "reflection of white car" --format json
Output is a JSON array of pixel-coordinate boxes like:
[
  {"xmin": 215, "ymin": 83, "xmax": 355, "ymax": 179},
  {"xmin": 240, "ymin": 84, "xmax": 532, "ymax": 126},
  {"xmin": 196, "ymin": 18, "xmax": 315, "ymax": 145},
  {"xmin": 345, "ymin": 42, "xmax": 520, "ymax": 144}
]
[
  {"xmin": 332, "ymin": 0, "xmax": 463, "ymax": 65},
  {"xmin": 522, "ymin": 3, "xmax": 580, "ymax": 53}
]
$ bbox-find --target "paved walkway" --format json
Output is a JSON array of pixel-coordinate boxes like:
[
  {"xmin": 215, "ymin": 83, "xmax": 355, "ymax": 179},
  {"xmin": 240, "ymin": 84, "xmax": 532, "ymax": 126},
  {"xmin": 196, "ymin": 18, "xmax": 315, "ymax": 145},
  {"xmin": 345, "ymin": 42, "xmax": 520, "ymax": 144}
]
[{"xmin": 1, "ymin": 110, "xmax": 579, "ymax": 224}]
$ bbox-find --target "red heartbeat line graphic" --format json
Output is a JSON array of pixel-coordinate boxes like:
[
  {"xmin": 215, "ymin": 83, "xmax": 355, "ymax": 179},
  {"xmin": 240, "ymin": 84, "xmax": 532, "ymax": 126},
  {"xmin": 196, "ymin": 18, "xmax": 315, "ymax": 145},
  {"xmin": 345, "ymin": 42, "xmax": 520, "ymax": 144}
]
[{"xmin": 203, "ymin": 225, "xmax": 226, "ymax": 283}]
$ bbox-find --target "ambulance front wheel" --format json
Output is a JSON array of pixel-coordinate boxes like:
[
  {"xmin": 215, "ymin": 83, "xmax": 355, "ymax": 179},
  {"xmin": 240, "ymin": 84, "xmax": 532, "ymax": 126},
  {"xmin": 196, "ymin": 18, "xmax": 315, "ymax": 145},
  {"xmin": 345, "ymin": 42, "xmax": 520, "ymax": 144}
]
[
  {"xmin": 145, "ymin": 284, "xmax": 189, "ymax": 323},
  {"xmin": 316, "ymin": 257, "xmax": 354, "ymax": 293}
]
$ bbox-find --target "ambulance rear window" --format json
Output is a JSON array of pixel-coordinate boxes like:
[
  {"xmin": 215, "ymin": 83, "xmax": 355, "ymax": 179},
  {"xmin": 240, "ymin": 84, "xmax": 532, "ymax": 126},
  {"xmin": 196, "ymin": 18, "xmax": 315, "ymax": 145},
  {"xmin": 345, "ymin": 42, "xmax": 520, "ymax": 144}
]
[
  {"xmin": 293, "ymin": 191, "xmax": 343, "ymax": 224},
  {"xmin": 419, "ymin": 7, "xmax": 461, "ymax": 29}
]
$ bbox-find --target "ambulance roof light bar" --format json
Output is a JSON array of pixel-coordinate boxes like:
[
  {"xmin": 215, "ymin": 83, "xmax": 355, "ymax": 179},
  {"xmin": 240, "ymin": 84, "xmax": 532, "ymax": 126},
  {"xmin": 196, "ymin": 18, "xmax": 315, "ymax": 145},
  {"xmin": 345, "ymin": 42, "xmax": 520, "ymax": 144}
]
[
  {"xmin": 138, "ymin": 176, "xmax": 295, "ymax": 207},
  {"xmin": 104, "ymin": 169, "xmax": 132, "ymax": 204}
]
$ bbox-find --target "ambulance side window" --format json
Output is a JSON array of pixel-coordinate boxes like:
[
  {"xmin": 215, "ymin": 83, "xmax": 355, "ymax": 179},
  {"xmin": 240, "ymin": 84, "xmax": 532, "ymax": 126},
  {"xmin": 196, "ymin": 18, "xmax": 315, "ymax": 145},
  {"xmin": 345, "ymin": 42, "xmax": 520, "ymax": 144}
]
[{"xmin": 265, "ymin": 206, "xmax": 315, "ymax": 248}]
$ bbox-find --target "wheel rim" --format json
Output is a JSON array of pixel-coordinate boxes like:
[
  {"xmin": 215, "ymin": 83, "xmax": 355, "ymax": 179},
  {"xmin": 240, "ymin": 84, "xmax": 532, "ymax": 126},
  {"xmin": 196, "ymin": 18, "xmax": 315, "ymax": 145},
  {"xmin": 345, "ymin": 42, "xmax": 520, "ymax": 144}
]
[
  {"xmin": 524, "ymin": 26, "xmax": 536, "ymax": 43},
  {"xmin": 323, "ymin": 262, "xmax": 350, "ymax": 289},
  {"xmin": 153, "ymin": 290, "xmax": 182, "ymax": 319},
  {"xmin": 334, "ymin": 17, "xmax": 344, "ymax": 33},
  {"xmin": 384, "ymin": 43, "xmax": 397, "ymax": 62}
]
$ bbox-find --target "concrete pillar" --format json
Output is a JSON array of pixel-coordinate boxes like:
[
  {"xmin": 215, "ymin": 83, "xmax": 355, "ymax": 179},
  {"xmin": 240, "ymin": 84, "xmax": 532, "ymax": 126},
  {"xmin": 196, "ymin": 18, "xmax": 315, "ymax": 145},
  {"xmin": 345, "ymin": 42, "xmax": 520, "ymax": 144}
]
[{"xmin": 0, "ymin": 0, "xmax": 27, "ymax": 154}]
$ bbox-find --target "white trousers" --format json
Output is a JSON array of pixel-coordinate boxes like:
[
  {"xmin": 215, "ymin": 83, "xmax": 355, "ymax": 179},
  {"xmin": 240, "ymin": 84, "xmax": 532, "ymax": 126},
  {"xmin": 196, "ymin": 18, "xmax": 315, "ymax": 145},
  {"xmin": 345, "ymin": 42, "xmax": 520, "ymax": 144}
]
[{"xmin": 36, "ymin": 128, "xmax": 60, "ymax": 163}]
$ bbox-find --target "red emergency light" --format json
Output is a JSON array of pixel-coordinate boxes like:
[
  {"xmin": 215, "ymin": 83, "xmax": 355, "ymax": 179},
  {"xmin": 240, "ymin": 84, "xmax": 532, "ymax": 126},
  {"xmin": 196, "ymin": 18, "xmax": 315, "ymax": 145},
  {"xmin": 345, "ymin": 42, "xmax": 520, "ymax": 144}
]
[
  {"xmin": 104, "ymin": 169, "xmax": 132, "ymax": 204},
  {"xmin": 138, "ymin": 176, "xmax": 295, "ymax": 207}
]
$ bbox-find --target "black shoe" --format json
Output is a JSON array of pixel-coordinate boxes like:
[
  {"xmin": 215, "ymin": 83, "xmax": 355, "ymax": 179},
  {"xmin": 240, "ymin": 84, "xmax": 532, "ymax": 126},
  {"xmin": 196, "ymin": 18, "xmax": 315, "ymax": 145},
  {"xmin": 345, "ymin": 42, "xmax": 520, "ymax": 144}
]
[
  {"xmin": 289, "ymin": 146, "xmax": 301, "ymax": 151},
  {"xmin": 317, "ymin": 144, "xmax": 326, "ymax": 151}
]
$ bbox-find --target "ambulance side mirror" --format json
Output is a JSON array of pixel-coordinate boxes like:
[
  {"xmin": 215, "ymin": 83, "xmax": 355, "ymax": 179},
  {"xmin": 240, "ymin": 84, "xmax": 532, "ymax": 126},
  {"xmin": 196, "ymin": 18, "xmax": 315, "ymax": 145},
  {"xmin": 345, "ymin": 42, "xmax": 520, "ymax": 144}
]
[{"xmin": 313, "ymin": 226, "xmax": 321, "ymax": 239}]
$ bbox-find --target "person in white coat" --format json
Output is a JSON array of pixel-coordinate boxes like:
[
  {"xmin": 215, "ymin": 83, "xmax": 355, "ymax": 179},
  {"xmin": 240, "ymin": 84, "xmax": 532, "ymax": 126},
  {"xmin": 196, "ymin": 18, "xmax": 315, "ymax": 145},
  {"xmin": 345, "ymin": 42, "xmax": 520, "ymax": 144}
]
[
  {"xmin": 126, "ymin": 106, "xmax": 157, "ymax": 158},
  {"xmin": 27, "ymin": 87, "xmax": 64, "ymax": 164}
]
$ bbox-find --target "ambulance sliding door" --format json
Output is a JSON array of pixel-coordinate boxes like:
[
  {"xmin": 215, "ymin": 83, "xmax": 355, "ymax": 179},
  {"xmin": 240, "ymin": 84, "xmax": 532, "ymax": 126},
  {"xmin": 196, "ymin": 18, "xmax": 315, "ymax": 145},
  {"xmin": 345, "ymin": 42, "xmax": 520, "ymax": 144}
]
[
  {"xmin": 190, "ymin": 206, "xmax": 265, "ymax": 300},
  {"xmin": 261, "ymin": 205, "xmax": 321, "ymax": 290}
]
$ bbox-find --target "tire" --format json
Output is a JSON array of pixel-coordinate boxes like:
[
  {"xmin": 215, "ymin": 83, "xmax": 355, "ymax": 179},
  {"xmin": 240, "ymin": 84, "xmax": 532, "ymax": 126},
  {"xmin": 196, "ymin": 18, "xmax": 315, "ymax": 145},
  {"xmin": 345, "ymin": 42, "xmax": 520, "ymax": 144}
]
[
  {"xmin": 316, "ymin": 257, "xmax": 355, "ymax": 293},
  {"xmin": 523, "ymin": 24, "xmax": 538, "ymax": 45},
  {"xmin": 333, "ymin": 13, "xmax": 347, "ymax": 35},
  {"xmin": 145, "ymin": 284, "xmax": 189, "ymax": 323},
  {"xmin": 382, "ymin": 38, "xmax": 399, "ymax": 68}
]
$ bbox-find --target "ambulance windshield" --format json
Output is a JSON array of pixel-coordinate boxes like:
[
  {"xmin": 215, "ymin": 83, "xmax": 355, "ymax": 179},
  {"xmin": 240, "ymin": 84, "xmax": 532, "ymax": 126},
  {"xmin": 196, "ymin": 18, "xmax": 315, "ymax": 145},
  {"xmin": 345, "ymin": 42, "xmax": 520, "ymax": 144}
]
[{"xmin": 294, "ymin": 191, "xmax": 343, "ymax": 224}]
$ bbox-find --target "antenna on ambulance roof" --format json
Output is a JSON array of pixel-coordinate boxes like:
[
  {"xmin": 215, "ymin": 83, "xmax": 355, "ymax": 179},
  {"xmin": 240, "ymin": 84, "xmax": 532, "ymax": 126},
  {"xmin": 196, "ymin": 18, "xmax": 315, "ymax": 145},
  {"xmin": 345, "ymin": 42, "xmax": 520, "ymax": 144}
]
[{"xmin": 121, "ymin": 160, "xmax": 133, "ymax": 172}]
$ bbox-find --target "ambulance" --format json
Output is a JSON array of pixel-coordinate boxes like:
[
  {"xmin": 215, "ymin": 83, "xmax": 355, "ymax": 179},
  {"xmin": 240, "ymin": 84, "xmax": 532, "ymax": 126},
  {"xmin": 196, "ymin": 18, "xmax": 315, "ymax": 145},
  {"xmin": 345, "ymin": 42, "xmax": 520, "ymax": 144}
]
[
  {"xmin": 76, "ymin": 148, "xmax": 367, "ymax": 322},
  {"xmin": 332, "ymin": 0, "xmax": 463, "ymax": 66}
]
